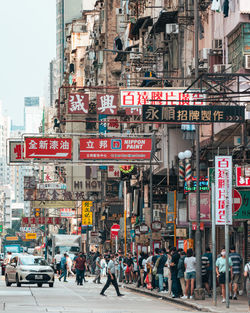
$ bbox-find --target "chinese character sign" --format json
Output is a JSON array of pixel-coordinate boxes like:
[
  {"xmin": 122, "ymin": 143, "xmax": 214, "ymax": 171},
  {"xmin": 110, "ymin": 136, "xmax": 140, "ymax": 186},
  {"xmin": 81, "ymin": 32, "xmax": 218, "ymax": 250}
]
[
  {"xmin": 82, "ymin": 201, "xmax": 93, "ymax": 226},
  {"xmin": 79, "ymin": 138, "xmax": 152, "ymax": 160},
  {"xmin": 25, "ymin": 138, "xmax": 72, "ymax": 159},
  {"xmin": 108, "ymin": 165, "xmax": 120, "ymax": 178},
  {"xmin": 121, "ymin": 88, "xmax": 204, "ymax": 107},
  {"xmin": 236, "ymin": 166, "xmax": 250, "ymax": 187},
  {"xmin": 215, "ymin": 156, "xmax": 233, "ymax": 225},
  {"xmin": 68, "ymin": 93, "xmax": 89, "ymax": 114},
  {"xmin": 142, "ymin": 105, "xmax": 245, "ymax": 123},
  {"xmin": 97, "ymin": 94, "xmax": 118, "ymax": 115},
  {"xmin": 9, "ymin": 141, "xmax": 25, "ymax": 163}
]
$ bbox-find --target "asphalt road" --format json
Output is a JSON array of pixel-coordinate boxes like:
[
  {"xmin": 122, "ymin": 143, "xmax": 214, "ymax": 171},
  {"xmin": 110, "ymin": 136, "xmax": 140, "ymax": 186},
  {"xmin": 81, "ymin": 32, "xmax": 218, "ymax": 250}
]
[{"xmin": 0, "ymin": 276, "xmax": 192, "ymax": 313}]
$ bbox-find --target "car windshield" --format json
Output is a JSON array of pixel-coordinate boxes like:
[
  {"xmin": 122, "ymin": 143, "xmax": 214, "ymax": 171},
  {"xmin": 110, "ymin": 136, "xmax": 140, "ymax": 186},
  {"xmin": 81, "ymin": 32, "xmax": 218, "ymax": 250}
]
[{"xmin": 19, "ymin": 257, "xmax": 49, "ymax": 266}]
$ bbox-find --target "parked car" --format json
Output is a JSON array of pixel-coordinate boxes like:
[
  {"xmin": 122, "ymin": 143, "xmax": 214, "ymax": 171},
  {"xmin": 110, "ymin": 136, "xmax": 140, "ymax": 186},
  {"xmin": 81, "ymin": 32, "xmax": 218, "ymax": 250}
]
[{"xmin": 5, "ymin": 254, "xmax": 54, "ymax": 287}]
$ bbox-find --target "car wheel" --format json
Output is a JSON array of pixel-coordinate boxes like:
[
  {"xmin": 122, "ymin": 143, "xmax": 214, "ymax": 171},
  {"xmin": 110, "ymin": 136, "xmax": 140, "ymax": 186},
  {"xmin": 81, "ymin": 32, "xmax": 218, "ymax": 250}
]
[
  {"xmin": 16, "ymin": 275, "xmax": 21, "ymax": 287},
  {"xmin": 5, "ymin": 275, "xmax": 11, "ymax": 287},
  {"xmin": 49, "ymin": 283, "xmax": 54, "ymax": 288},
  {"xmin": 37, "ymin": 283, "xmax": 42, "ymax": 287}
]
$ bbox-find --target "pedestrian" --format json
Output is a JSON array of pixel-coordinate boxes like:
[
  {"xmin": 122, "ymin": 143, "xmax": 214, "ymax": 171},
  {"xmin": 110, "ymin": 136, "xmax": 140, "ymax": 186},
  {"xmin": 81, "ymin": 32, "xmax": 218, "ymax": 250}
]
[
  {"xmin": 157, "ymin": 249, "xmax": 168, "ymax": 293},
  {"xmin": 118, "ymin": 250, "xmax": 124, "ymax": 282},
  {"xmin": 59, "ymin": 253, "xmax": 68, "ymax": 282},
  {"xmin": 100, "ymin": 255, "xmax": 107, "ymax": 277},
  {"xmin": 201, "ymin": 252, "xmax": 211, "ymax": 297},
  {"xmin": 100, "ymin": 254, "xmax": 124, "ymax": 297},
  {"xmin": 203, "ymin": 247, "xmax": 213, "ymax": 289},
  {"xmin": 67, "ymin": 255, "xmax": 75, "ymax": 277},
  {"xmin": 53, "ymin": 250, "xmax": 62, "ymax": 277},
  {"xmin": 133, "ymin": 254, "xmax": 138, "ymax": 283},
  {"xmin": 181, "ymin": 248, "xmax": 196, "ymax": 299},
  {"xmin": 177, "ymin": 251, "xmax": 186, "ymax": 296},
  {"xmin": 137, "ymin": 252, "xmax": 145, "ymax": 287},
  {"xmin": 166, "ymin": 248, "xmax": 172, "ymax": 294},
  {"xmin": 244, "ymin": 261, "xmax": 250, "ymax": 312},
  {"xmin": 229, "ymin": 245, "xmax": 242, "ymax": 300},
  {"xmin": 93, "ymin": 253, "xmax": 102, "ymax": 284},
  {"xmin": 216, "ymin": 248, "xmax": 233, "ymax": 303},
  {"xmin": 75, "ymin": 253, "xmax": 87, "ymax": 285},
  {"xmin": 124, "ymin": 253, "xmax": 133, "ymax": 284},
  {"xmin": 152, "ymin": 248, "xmax": 160, "ymax": 289},
  {"xmin": 170, "ymin": 247, "xmax": 181, "ymax": 298}
]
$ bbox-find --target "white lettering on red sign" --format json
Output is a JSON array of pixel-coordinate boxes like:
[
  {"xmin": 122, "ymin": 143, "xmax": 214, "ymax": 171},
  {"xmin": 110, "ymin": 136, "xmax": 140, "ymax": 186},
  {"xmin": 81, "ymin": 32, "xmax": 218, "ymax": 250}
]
[
  {"xmin": 215, "ymin": 156, "xmax": 232, "ymax": 225},
  {"xmin": 25, "ymin": 138, "xmax": 72, "ymax": 159},
  {"xmin": 68, "ymin": 93, "xmax": 89, "ymax": 114},
  {"xmin": 120, "ymin": 88, "xmax": 204, "ymax": 107},
  {"xmin": 236, "ymin": 166, "xmax": 250, "ymax": 187}
]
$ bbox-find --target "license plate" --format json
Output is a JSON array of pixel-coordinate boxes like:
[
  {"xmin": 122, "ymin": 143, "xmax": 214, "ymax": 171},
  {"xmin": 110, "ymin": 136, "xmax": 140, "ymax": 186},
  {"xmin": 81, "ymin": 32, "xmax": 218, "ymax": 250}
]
[{"xmin": 35, "ymin": 275, "xmax": 43, "ymax": 279}]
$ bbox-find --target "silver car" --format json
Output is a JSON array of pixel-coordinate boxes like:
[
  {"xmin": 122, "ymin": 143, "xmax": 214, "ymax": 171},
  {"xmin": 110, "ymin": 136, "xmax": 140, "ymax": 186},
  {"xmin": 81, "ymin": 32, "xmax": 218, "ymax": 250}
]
[{"xmin": 5, "ymin": 254, "xmax": 54, "ymax": 287}]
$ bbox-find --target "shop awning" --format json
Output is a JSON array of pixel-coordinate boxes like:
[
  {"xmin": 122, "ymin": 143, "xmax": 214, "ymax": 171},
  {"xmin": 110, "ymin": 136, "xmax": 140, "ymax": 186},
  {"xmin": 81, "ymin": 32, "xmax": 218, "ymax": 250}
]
[{"xmin": 150, "ymin": 11, "xmax": 178, "ymax": 34}]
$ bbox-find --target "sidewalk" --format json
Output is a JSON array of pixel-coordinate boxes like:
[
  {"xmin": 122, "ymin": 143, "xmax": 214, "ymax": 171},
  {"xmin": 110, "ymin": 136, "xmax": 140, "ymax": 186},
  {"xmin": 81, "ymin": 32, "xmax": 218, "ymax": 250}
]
[{"xmin": 123, "ymin": 285, "xmax": 249, "ymax": 312}]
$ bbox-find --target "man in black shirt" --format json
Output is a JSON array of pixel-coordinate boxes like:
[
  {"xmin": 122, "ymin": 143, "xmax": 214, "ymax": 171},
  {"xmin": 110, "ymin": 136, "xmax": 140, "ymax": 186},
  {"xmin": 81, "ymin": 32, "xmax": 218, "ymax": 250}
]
[
  {"xmin": 124, "ymin": 253, "xmax": 133, "ymax": 283},
  {"xmin": 170, "ymin": 247, "xmax": 181, "ymax": 298},
  {"xmin": 157, "ymin": 249, "xmax": 168, "ymax": 292}
]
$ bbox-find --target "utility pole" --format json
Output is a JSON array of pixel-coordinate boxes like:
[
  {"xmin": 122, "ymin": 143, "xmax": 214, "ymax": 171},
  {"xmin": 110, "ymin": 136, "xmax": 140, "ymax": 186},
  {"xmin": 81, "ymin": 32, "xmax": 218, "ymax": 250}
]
[{"xmin": 194, "ymin": 0, "xmax": 203, "ymax": 297}]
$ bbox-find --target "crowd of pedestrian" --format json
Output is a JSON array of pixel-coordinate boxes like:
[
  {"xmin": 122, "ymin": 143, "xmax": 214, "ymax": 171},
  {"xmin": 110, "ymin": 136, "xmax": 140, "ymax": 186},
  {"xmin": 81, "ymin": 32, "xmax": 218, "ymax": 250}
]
[{"xmin": 52, "ymin": 245, "xmax": 250, "ymax": 307}]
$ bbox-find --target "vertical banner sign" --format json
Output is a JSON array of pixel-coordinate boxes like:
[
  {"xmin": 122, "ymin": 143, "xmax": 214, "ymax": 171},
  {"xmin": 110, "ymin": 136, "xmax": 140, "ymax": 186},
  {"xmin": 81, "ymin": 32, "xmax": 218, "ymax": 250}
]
[
  {"xmin": 215, "ymin": 156, "xmax": 233, "ymax": 225},
  {"xmin": 82, "ymin": 201, "xmax": 93, "ymax": 226}
]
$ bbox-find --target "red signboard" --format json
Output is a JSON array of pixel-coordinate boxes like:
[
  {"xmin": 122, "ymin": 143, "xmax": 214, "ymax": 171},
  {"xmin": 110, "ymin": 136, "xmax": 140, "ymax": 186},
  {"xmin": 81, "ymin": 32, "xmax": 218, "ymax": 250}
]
[
  {"xmin": 79, "ymin": 138, "xmax": 152, "ymax": 160},
  {"xmin": 25, "ymin": 138, "xmax": 72, "ymax": 159},
  {"xmin": 22, "ymin": 217, "xmax": 62, "ymax": 226},
  {"xmin": 236, "ymin": 166, "xmax": 250, "ymax": 187},
  {"xmin": 97, "ymin": 94, "xmax": 118, "ymax": 115},
  {"xmin": 188, "ymin": 193, "xmax": 210, "ymax": 221},
  {"xmin": 68, "ymin": 93, "xmax": 89, "ymax": 114}
]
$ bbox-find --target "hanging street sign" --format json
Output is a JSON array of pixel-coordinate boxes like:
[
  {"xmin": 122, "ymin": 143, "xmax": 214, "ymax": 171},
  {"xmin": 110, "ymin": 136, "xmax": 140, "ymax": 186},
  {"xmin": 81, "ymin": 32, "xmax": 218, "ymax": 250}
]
[
  {"xmin": 25, "ymin": 137, "xmax": 72, "ymax": 159},
  {"xmin": 121, "ymin": 88, "xmax": 204, "ymax": 107},
  {"xmin": 24, "ymin": 189, "xmax": 85, "ymax": 201},
  {"xmin": 9, "ymin": 141, "xmax": 26, "ymax": 163},
  {"xmin": 142, "ymin": 105, "xmax": 245, "ymax": 123},
  {"xmin": 37, "ymin": 183, "xmax": 67, "ymax": 190},
  {"xmin": 79, "ymin": 138, "xmax": 152, "ymax": 160},
  {"xmin": 215, "ymin": 156, "xmax": 233, "ymax": 225},
  {"xmin": 236, "ymin": 166, "xmax": 250, "ymax": 187},
  {"xmin": 97, "ymin": 94, "xmax": 118, "ymax": 115},
  {"xmin": 25, "ymin": 233, "xmax": 37, "ymax": 240}
]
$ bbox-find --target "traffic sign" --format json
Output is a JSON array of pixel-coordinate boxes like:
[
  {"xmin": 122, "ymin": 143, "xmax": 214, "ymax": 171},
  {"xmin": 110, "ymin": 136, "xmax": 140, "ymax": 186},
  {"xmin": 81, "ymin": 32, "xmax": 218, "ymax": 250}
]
[
  {"xmin": 111, "ymin": 224, "xmax": 120, "ymax": 239},
  {"xmin": 233, "ymin": 189, "xmax": 242, "ymax": 213}
]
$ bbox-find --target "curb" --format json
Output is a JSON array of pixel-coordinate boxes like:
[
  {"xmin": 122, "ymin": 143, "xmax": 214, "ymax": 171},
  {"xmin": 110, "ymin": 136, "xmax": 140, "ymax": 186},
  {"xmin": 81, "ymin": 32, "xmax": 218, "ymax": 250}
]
[{"xmin": 123, "ymin": 285, "xmax": 214, "ymax": 312}]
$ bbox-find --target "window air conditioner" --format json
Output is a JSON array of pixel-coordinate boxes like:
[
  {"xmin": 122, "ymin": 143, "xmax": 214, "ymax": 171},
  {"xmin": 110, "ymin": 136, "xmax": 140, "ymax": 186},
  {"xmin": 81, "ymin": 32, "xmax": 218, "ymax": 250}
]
[
  {"xmin": 213, "ymin": 64, "xmax": 232, "ymax": 73},
  {"xmin": 166, "ymin": 23, "xmax": 179, "ymax": 34},
  {"xmin": 245, "ymin": 55, "xmax": 250, "ymax": 69}
]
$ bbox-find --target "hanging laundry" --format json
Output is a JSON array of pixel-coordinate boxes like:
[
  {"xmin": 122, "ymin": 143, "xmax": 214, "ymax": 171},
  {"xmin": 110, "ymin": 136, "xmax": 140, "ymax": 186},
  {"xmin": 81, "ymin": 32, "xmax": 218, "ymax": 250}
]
[
  {"xmin": 211, "ymin": 0, "xmax": 221, "ymax": 12},
  {"xmin": 223, "ymin": 0, "xmax": 229, "ymax": 17}
]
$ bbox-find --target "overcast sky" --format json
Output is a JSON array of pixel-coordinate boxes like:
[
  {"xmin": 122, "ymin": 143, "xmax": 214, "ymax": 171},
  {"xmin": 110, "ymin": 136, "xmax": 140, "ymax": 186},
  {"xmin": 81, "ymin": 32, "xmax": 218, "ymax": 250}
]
[{"xmin": 0, "ymin": 0, "xmax": 56, "ymax": 125}]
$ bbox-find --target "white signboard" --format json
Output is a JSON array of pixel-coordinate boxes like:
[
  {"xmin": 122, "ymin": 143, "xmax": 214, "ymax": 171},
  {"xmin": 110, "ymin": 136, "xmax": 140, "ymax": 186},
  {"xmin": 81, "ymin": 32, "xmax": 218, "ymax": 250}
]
[
  {"xmin": 215, "ymin": 156, "xmax": 232, "ymax": 225},
  {"xmin": 120, "ymin": 88, "xmax": 204, "ymax": 107},
  {"xmin": 108, "ymin": 166, "xmax": 120, "ymax": 178},
  {"xmin": 37, "ymin": 183, "xmax": 67, "ymax": 190}
]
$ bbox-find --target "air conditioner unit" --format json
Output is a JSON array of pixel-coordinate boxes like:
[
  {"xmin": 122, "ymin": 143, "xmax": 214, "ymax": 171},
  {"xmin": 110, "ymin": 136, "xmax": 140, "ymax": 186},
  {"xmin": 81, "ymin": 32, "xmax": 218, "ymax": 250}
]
[
  {"xmin": 166, "ymin": 23, "xmax": 179, "ymax": 34},
  {"xmin": 199, "ymin": 48, "xmax": 210, "ymax": 61},
  {"xmin": 130, "ymin": 48, "xmax": 140, "ymax": 60},
  {"xmin": 116, "ymin": 8, "xmax": 124, "ymax": 15},
  {"xmin": 153, "ymin": 209, "xmax": 161, "ymax": 221},
  {"xmin": 213, "ymin": 64, "xmax": 232, "ymax": 73},
  {"xmin": 245, "ymin": 55, "xmax": 250, "ymax": 69},
  {"xmin": 212, "ymin": 39, "xmax": 223, "ymax": 50}
]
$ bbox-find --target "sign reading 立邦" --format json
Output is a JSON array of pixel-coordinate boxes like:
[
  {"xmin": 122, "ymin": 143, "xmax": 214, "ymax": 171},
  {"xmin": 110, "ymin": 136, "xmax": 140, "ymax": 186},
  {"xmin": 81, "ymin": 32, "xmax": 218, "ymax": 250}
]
[{"xmin": 215, "ymin": 156, "xmax": 233, "ymax": 225}]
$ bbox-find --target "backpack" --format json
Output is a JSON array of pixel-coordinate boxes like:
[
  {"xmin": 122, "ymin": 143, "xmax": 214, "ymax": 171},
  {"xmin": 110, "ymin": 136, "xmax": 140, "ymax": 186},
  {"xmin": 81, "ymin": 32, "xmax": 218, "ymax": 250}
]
[{"xmin": 152, "ymin": 256, "xmax": 162, "ymax": 276}]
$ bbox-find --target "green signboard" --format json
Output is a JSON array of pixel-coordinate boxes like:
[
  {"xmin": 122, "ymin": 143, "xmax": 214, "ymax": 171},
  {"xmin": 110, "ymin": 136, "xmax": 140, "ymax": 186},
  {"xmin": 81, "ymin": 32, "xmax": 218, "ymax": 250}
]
[
  {"xmin": 233, "ymin": 190, "xmax": 250, "ymax": 220},
  {"xmin": 0, "ymin": 225, "xmax": 2, "ymax": 233}
]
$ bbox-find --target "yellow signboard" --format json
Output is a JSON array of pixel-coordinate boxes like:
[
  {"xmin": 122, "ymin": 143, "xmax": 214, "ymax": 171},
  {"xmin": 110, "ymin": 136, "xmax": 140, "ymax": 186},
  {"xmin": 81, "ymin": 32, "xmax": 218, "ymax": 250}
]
[
  {"xmin": 25, "ymin": 233, "xmax": 37, "ymax": 240},
  {"xmin": 82, "ymin": 201, "xmax": 93, "ymax": 213},
  {"xmin": 82, "ymin": 211, "xmax": 93, "ymax": 226}
]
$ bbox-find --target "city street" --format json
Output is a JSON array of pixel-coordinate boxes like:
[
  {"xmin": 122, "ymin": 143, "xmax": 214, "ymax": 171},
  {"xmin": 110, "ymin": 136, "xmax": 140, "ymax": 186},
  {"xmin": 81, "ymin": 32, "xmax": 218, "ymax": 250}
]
[{"xmin": 0, "ymin": 278, "xmax": 192, "ymax": 313}]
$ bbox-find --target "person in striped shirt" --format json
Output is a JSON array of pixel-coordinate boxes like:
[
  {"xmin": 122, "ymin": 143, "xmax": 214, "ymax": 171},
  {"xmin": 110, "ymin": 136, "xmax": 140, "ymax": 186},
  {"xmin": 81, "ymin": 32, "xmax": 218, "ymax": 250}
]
[{"xmin": 229, "ymin": 245, "xmax": 242, "ymax": 300}]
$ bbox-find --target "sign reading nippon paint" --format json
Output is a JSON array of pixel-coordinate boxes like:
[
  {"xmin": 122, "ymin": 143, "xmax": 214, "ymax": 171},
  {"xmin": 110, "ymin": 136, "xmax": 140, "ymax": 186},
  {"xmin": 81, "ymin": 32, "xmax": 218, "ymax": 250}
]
[
  {"xmin": 215, "ymin": 156, "xmax": 233, "ymax": 225},
  {"xmin": 120, "ymin": 88, "xmax": 204, "ymax": 107}
]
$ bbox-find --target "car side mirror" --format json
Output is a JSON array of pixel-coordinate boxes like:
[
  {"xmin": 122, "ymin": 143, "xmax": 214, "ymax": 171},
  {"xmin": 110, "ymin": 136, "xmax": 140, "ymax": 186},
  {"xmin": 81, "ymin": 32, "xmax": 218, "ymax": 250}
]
[{"xmin": 10, "ymin": 263, "xmax": 16, "ymax": 267}]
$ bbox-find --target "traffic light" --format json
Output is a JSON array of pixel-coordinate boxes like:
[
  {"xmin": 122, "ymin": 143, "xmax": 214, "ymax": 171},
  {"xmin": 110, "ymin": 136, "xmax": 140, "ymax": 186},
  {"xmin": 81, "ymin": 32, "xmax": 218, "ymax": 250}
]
[{"xmin": 99, "ymin": 230, "xmax": 106, "ymax": 244}]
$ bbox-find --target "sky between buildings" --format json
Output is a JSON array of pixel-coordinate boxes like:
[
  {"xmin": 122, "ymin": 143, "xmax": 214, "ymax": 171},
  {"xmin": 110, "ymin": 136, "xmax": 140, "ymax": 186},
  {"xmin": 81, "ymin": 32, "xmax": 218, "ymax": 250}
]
[{"xmin": 0, "ymin": 0, "xmax": 56, "ymax": 125}]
